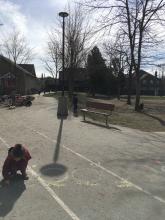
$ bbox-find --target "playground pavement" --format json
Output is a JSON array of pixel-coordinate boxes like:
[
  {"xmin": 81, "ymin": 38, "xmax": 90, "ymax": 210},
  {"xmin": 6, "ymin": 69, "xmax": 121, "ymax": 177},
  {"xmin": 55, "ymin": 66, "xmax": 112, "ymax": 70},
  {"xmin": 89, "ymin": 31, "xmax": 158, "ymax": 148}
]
[{"xmin": 0, "ymin": 94, "xmax": 165, "ymax": 220}]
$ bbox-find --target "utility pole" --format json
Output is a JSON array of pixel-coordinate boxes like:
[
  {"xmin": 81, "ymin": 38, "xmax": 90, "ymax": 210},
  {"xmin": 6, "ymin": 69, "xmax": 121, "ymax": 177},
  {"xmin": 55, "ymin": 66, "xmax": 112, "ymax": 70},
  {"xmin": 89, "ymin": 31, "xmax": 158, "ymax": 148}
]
[
  {"xmin": 154, "ymin": 70, "xmax": 157, "ymax": 96},
  {"xmin": 57, "ymin": 12, "xmax": 69, "ymax": 119}
]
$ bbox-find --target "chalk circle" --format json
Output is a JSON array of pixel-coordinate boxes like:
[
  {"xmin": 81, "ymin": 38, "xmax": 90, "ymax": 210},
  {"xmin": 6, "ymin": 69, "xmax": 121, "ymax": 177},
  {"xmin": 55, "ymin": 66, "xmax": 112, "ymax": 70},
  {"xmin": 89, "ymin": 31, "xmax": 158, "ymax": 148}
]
[{"xmin": 72, "ymin": 168, "xmax": 101, "ymax": 186}]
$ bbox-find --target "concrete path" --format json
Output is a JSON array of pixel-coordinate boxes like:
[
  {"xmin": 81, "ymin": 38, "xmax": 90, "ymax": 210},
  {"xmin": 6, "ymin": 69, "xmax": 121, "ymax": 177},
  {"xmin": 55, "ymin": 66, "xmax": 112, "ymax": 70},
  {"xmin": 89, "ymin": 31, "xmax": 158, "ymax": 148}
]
[{"xmin": 0, "ymin": 95, "xmax": 165, "ymax": 220}]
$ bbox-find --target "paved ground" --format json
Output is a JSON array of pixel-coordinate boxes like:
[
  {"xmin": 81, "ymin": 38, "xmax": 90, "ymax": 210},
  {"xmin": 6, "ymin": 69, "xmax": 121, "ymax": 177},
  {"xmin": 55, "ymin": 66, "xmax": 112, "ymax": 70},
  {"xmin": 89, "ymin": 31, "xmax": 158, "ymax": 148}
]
[{"xmin": 0, "ymin": 94, "xmax": 165, "ymax": 220}]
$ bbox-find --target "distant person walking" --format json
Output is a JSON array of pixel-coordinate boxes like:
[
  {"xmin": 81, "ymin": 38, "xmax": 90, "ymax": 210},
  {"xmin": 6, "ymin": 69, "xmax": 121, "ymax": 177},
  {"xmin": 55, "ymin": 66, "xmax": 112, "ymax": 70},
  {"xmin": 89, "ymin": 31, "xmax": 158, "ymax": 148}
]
[{"xmin": 72, "ymin": 94, "xmax": 78, "ymax": 115}]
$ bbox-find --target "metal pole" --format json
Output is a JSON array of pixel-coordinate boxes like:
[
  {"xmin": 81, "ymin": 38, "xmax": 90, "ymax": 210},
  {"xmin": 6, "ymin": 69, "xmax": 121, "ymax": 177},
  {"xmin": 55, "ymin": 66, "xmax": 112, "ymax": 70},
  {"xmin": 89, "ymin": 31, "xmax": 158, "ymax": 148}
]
[
  {"xmin": 155, "ymin": 70, "xmax": 157, "ymax": 96},
  {"xmin": 62, "ymin": 16, "xmax": 65, "ymax": 96},
  {"xmin": 57, "ymin": 12, "xmax": 68, "ymax": 119}
]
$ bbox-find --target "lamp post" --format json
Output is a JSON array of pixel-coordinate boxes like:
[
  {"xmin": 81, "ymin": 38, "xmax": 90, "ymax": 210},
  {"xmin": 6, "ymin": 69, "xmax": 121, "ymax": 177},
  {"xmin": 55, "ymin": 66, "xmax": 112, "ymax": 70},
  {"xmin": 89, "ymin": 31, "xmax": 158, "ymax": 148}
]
[
  {"xmin": 59, "ymin": 12, "xmax": 68, "ymax": 96},
  {"xmin": 57, "ymin": 12, "xmax": 69, "ymax": 119}
]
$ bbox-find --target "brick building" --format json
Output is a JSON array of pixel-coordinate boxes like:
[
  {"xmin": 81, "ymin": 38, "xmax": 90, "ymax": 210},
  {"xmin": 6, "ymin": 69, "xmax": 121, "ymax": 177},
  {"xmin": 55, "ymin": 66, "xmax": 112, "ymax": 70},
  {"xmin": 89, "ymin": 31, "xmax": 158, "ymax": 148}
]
[{"xmin": 0, "ymin": 55, "xmax": 40, "ymax": 95}]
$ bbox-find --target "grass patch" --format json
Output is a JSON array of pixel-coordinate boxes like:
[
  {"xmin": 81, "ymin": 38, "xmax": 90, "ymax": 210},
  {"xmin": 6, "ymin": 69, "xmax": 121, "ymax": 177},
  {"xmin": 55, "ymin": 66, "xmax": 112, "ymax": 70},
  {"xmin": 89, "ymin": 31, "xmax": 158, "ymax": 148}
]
[
  {"xmin": 141, "ymin": 96, "xmax": 165, "ymax": 100},
  {"xmin": 43, "ymin": 92, "xmax": 61, "ymax": 98},
  {"xmin": 77, "ymin": 96, "xmax": 165, "ymax": 132},
  {"xmin": 44, "ymin": 92, "xmax": 165, "ymax": 132},
  {"xmin": 43, "ymin": 91, "xmax": 88, "ymax": 113},
  {"xmin": 120, "ymin": 95, "xmax": 165, "ymax": 100}
]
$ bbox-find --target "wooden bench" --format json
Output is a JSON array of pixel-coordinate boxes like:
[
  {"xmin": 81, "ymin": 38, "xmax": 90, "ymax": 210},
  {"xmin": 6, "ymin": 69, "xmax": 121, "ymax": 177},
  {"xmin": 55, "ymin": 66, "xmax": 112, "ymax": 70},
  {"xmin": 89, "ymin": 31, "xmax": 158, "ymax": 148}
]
[{"xmin": 80, "ymin": 100, "xmax": 115, "ymax": 126}]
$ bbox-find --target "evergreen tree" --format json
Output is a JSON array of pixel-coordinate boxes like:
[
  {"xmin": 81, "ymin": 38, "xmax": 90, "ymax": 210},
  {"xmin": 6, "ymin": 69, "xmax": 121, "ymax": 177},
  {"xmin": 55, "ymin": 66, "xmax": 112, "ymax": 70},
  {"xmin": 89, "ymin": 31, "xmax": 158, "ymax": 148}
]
[
  {"xmin": 117, "ymin": 69, "xmax": 125, "ymax": 99},
  {"xmin": 87, "ymin": 46, "xmax": 109, "ymax": 95}
]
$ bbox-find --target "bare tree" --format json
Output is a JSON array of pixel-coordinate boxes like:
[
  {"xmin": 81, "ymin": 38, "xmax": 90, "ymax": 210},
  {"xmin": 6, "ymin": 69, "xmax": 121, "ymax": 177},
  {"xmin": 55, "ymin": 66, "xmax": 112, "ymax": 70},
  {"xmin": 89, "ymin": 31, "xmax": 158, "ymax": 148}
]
[
  {"xmin": 64, "ymin": 4, "xmax": 93, "ymax": 98},
  {"xmin": 1, "ymin": 30, "xmax": 34, "ymax": 64},
  {"xmin": 103, "ymin": 33, "xmax": 131, "ymax": 100},
  {"xmin": 82, "ymin": 0, "xmax": 165, "ymax": 110},
  {"xmin": 43, "ymin": 34, "xmax": 61, "ymax": 79},
  {"xmin": 45, "ymin": 3, "xmax": 93, "ymax": 97},
  {"xmin": 103, "ymin": 33, "xmax": 129, "ymax": 70}
]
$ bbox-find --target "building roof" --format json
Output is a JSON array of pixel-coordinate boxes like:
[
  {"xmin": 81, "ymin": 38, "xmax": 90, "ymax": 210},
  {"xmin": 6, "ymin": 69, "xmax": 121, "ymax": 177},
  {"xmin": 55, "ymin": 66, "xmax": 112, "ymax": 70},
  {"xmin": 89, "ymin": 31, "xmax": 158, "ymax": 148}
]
[
  {"xmin": 132, "ymin": 69, "xmax": 158, "ymax": 80},
  {"xmin": 0, "ymin": 55, "xmax": 37, "ymax": 78},
  {"xmin": 139, "ymin": 70, "xmax": 154, "ymax": 78},
  {"xmin": 18, "ymin": 64, "xmax": 36, "ymax": 77}
]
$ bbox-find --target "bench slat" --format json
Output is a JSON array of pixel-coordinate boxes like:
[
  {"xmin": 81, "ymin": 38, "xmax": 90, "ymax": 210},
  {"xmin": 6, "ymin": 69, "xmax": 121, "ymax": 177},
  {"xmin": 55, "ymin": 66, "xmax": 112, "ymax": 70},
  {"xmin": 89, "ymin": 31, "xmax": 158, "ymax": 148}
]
[
  {"xmin": 87, "ymin": 101, "xmax": 115, "ymax": 111},
  {"xmin": 81, "ymin": 109, "xmax": 111, "ymax": 116}
]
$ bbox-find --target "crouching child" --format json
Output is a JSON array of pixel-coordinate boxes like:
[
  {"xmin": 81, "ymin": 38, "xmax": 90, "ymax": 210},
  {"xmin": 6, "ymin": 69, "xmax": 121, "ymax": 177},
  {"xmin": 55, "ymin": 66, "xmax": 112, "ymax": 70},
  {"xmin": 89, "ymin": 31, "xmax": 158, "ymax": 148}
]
[{"xmin": 2, "ymin": 144, "xmax": 31, "ymax": 184}]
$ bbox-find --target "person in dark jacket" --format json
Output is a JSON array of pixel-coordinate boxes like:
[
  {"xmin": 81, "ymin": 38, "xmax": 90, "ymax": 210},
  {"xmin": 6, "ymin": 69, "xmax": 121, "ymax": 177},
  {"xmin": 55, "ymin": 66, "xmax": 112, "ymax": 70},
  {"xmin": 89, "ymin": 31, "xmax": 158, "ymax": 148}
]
[
  {"xmin": 2, "ymin": 144, "xmax": 31, "ymax": 184},
  {"xmin": 72, "ymin": 94, "xmax": 78, "ymax": 115}
]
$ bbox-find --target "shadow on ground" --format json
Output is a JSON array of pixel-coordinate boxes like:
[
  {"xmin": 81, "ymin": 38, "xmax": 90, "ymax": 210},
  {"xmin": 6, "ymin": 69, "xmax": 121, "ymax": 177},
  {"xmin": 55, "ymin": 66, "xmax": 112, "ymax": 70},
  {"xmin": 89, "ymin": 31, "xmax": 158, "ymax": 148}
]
[
  {"xmin": 40, "ymin": 163, "xmax": 67, "ymax": 177},
  {"xmin": 142, "ymin": 112, "xmax": 165, "ymax": 126},
  {"xmin": 82, "ymin": 120, "xmax": 121, "ymax": 131},
  {"xmin": 40, "ymin": 117, "xmax": 67, "ymax": 177},
  {"xmin": 0, "ymin": 174, "xmax": 26, "ymax": 218},
  {"xmin": 53, "ymin": 118, "xmax": 63, "ymax": 162}
]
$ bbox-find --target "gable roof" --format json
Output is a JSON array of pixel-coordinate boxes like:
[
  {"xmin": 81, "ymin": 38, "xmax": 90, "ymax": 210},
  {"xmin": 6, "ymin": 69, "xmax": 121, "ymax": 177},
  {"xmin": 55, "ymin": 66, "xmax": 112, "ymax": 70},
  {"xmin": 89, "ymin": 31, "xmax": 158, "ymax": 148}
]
[
  {"xmin": 132, "ymin": 69, "xmax": 158, "ymax": 80},
  {"xmin": 0, "ymin": 55, "xmax": 36, "ymax": 78},
  {"xmin": 139, "ymin": 70, "xmax": 154, "ymax": 78},
  {"xmin": 18, "ymin": 64, "xmax": 36, "ymax": 77}
]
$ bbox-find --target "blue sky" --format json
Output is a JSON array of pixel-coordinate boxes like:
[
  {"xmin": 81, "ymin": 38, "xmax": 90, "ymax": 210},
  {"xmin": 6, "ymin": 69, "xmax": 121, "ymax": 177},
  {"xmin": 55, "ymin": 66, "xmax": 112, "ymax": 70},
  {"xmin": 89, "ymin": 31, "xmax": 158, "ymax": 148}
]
[
  {"xmin": 0, "ymin": 0, "xmax": 164, "ymax": 77},
  {"xmin": 0, "ymin": 0, "xmax": 69, "ymax": 77}
]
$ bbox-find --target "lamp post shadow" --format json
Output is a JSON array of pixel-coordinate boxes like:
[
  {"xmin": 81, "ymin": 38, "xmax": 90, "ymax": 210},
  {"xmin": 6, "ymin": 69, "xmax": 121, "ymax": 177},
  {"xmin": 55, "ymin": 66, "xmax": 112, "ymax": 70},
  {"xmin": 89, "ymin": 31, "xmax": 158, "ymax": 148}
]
[
  {"xmin": 53, "ymin": 118, "xmax": 63, "ymax": 163},
  {"xmin": 40, "ymin": 118, "xmax": 67, "ymax": 177}
]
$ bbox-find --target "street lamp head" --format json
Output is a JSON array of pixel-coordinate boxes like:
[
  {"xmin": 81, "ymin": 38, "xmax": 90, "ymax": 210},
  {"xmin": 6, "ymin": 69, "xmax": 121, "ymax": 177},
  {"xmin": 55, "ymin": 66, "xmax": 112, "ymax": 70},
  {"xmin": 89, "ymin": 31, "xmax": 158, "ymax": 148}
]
[{"xmin": 59, "ymin": 12, "xmax": 69, "ymax": 18}]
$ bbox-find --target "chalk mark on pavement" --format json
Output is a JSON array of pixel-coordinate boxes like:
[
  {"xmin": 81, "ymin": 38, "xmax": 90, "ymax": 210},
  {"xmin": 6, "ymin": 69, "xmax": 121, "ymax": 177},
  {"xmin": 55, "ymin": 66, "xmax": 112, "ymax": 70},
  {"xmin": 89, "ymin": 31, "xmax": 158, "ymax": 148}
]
[{"xmin": 28, "ymin": 128, "xmax": 165, "ymax": 205}]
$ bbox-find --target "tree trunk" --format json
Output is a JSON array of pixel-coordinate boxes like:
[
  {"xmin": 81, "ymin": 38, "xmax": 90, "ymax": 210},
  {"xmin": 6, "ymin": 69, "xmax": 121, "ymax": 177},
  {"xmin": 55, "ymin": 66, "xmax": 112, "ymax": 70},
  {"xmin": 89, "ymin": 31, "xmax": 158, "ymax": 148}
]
[
  {"xmin": 55, "ymin": 60, "xmax": 58, "ymax": 92},
  {"xmin": 135, "ymin": 28, "xmax": 143, "ymax": 111},
  {"xmin": 127, "ymin": 65, "xmax": 132, "ymax": 105},
  {"xmin": 117, "ymin": 82, "xmax": 121, "ymax": 100},
  {"xmin": 135, "ymin": 72, "xmax": 141, "ymax": 111}
]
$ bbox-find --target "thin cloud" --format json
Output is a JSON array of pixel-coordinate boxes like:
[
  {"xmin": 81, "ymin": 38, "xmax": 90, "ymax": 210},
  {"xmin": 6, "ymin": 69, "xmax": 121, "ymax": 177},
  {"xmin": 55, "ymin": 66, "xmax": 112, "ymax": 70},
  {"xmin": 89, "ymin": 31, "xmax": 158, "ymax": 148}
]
[
  {"xmin": 48, "ymin": 0, "xmax": 68, "ymax": 8},
  {"xmin": 0, "ymin": 0, "xmax": 27, "ymax": 34},
  {"xmin": 0, "ymin": 0, "xmax": 49, "ymax": 76}
]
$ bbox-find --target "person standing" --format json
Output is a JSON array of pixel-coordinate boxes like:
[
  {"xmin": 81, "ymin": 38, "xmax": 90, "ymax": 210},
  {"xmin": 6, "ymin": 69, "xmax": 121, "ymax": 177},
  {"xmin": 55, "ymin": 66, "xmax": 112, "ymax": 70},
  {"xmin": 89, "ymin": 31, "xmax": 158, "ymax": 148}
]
[{"xmin": 72, "ymin": 94, "xmax": 78, "ymax": 115}]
